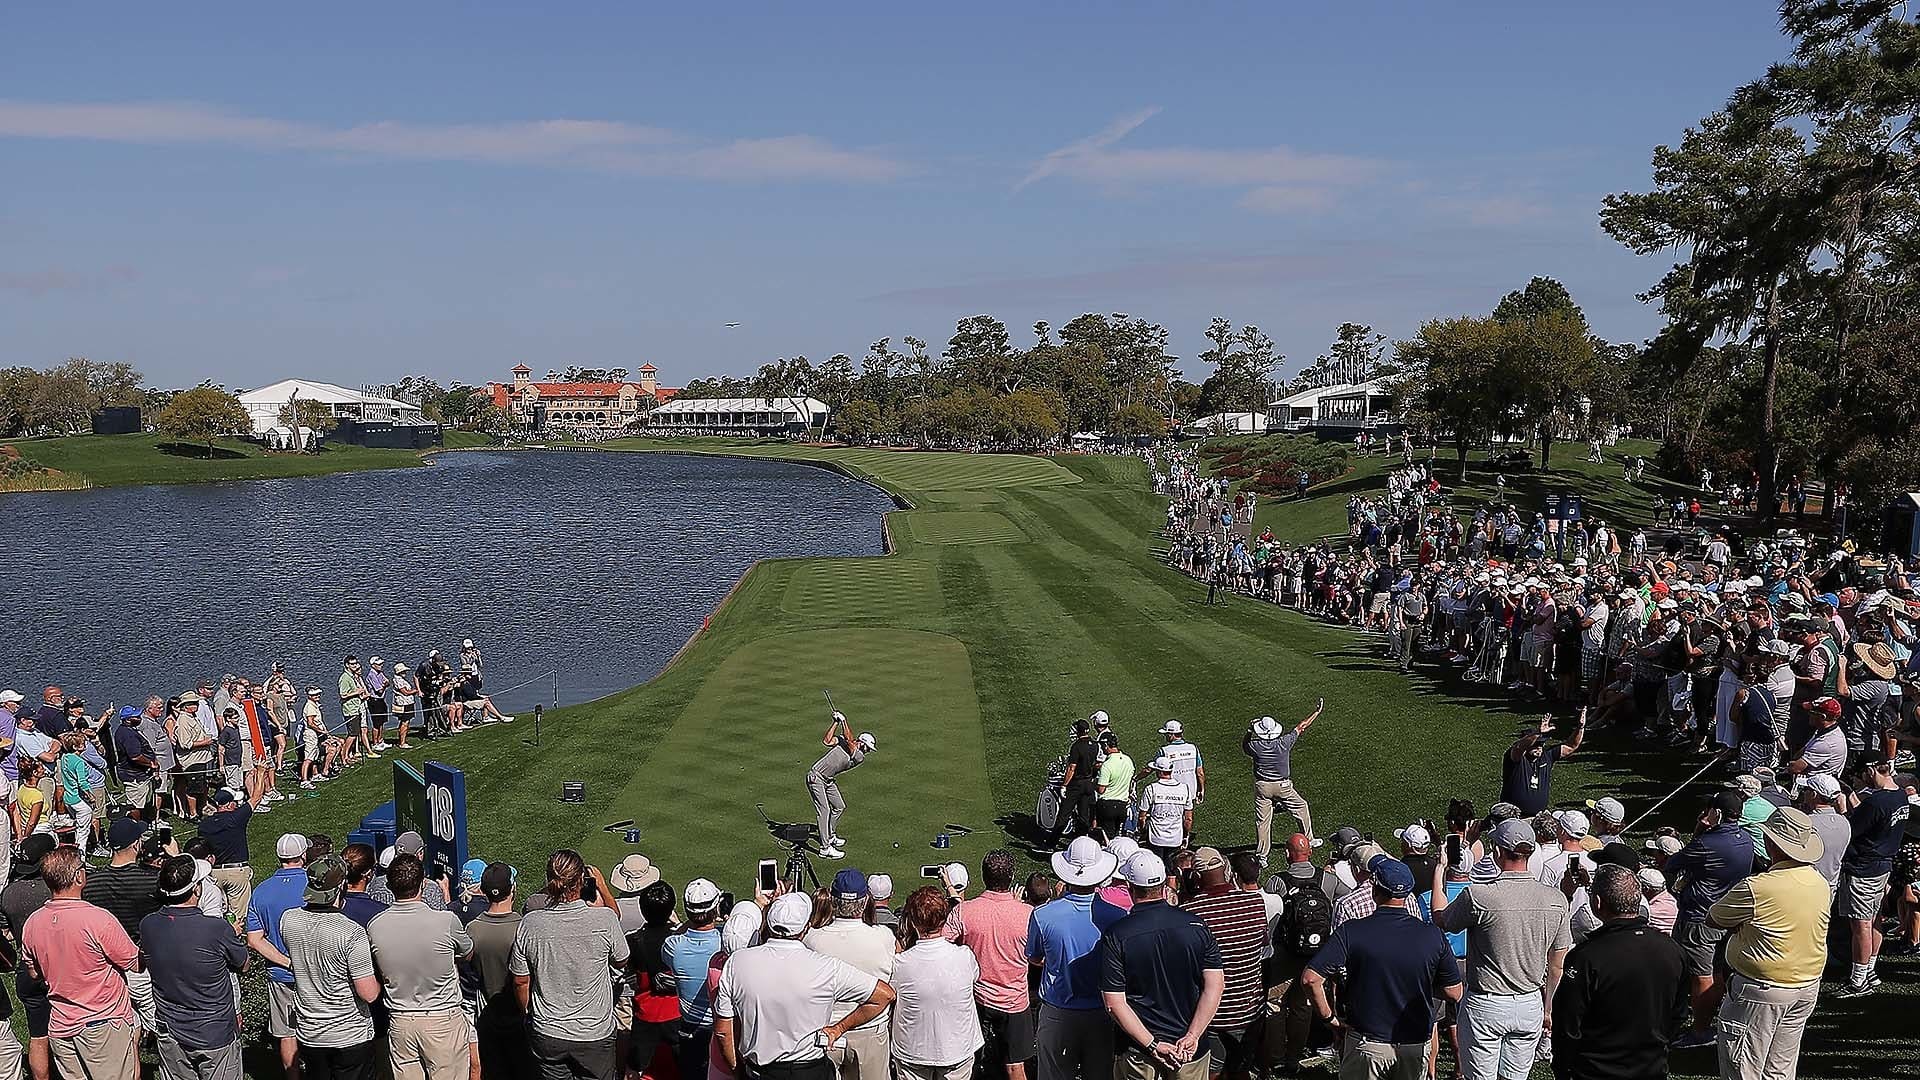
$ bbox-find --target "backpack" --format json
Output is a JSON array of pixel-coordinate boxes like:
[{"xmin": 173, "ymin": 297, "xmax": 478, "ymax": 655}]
[{"xmin": 1277, "ymin": 871, "xmax": 1333, "ymax": 957}]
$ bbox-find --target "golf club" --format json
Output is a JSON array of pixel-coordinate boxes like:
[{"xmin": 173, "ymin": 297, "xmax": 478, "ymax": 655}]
[{"xmin": 1623, "ymin": 751, "xmax": 1730, "ymax": 833}]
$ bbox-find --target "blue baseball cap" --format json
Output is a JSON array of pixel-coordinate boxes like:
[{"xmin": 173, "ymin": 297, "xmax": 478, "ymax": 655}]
[
  {"xmin": 1368, "ymin": 855, "xmax": 1416, "ymax": 898},
  {"xmin": 832, "ymin": 868, "xmax": 869, "ymax": 901},
  {"xmin": 117, "ymin": 705, "xmax": 141, "ymax": 720},
  {"xmin": 108, "ymin": 816, "xmax": 146, "ymax": 850},
  {"xmin": 462, "ymin": 859, "xmax": 488, "ymax": 887}
]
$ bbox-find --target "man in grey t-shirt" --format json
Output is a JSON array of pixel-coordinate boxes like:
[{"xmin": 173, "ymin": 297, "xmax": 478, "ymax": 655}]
[
  {"xmin": 1430, "ymin": 819, "xmax": 1571, "ymax": 1080},
  {"xmin": 1244, "ymin": 700, "xmax": 1323, "ymax": 860},
  {"xmin": 280, "ymin": 856, "xmax": 382, "ymax": 1075},
  {"xmin": 808, "ymin": 712, "xmax": 876, "ymax": 859},
  {"xmin": 510, "ymin": 853, "xmax": 630, "ymax": 1080},
  {"xmin": 367, "ymin": 854, "xmax": 474, "ymax": 1080}
]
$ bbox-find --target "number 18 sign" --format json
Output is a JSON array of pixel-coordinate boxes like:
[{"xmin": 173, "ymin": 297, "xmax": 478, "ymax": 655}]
[{"xmin": 422, "ymin": 761, "xmax": 469, "ymax": 884}]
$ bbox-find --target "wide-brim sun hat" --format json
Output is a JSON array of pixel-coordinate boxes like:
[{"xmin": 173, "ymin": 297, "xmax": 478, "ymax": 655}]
[
  {"xmin": 611, "ymin": 853, "xmax": 659, "ymax": 894},
  {"xmin": 1759, "ymin": 807, "xmax": 1824, "ymax": 864},
  {"xmin": 1051, "ymin": 835, "xmax": 1119, "ymax": 887},
  {"xmin": 1853, "ymin": 641, "xmax": 1899, "ymax": 680}
]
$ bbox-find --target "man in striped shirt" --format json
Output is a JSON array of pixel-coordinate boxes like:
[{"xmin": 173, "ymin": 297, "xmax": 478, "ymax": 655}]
[{"xmin": 1180, "ymin": 848, "xmax": 1267, "ymax": 1080}]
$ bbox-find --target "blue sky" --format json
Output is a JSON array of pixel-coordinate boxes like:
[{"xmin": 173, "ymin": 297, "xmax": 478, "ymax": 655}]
[{"xmin": 2, "ymin": 3, "xmax": 1792, "ymax": 390}]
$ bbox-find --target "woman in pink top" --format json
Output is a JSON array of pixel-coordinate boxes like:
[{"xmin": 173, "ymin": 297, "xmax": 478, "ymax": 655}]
[{"xmin": 1097, "ymin": 839, "xmax": 1140, "ymax": 911}]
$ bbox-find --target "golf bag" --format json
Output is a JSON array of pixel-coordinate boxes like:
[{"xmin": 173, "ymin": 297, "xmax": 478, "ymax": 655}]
[{"xmin": 1034, "ymin": 755, "xmax": 1068, "ymax": 833}]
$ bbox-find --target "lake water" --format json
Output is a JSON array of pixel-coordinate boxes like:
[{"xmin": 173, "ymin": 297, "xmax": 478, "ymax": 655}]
[{"xmin": 0, "ymin": 449, "xmax": 893, "ymax": 713}]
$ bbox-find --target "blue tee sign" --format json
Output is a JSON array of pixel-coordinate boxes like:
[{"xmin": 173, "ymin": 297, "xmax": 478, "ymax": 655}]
[{"xmin": 423, "ymin": 761, "xmax": 469, "ymax": 883}]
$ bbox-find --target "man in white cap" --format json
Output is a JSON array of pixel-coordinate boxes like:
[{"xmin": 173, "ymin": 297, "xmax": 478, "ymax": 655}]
[
  {"xmin": 1792, "ymin": 772, "xmax": 1851, "ymax": 887},
  {"xmin": 1429, "ymin": 818, "xmax": 1571, "ymax": 1080},
  {"xmin": 1099, "ymin": 850, "xmax": 1224, "ymax": 1080},
  {"xmin": 1243, "ymin": 700, "xmax": 1323, "ymax": 862},
  {"xmin": 664, "ymin": 878, "xmax": 725, "ymax": 1080},
  {"xmin": 1584, "ymin": 797, "xmax": 1626, "ymax": 847},
  {"xmin": 714, "ymin": 892, "xmax": 895, "ymax": 1080},
  {"xmin": 807, "ymin": 711, "xmax": 876, "ymax": 859},
  {"xmin": 459, "ymin": 639, "xmax": 483, "ymax": 679},
  {"xmin": 1029, "ymin": 837, "xmax": 1121, "ymax": 1080},
  {"xmin": 1136, "ymin": 759, "xmax": 1194, "ymax": 865},
  {"xmin": 1154, "ymin": 721, "xmax": 1203, "ymax": 805},
  {"xmin": 246, "ymin": 833, "xmax": 313, "ymax": 1080}
]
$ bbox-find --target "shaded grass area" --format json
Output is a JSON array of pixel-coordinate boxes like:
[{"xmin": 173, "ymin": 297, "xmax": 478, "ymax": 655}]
[
  {"xmin": 1249, "ymin": 437, "xmax": 1689, "ymax": 544},
  {"xmin": 245, "ymin": 439, "xmax": 1910, "ymax": 1079},
  {"xmin": 5, "ymin": 431, "xmax": 491, "ymax": 488}
]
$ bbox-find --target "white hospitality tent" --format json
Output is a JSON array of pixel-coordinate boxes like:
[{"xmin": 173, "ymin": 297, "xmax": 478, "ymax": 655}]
[
  {"xmin": 237, "ymin": 378, "xmax": 429, "ymax": 435},
  {"xmin": 1184, "ymin": 411, "xmax": 1273, "ymax": 437},
  {"xmin": 648, "ymin": 396, "xmax": 829, "ymax": 431}
]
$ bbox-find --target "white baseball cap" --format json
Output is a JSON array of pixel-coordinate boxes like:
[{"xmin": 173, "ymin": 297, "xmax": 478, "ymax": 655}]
[
  {"xmin": 767, "ymin": 893, "xmax": 812, "ymax": 935},
  {"xmin": 1556, "ymin": 810, "xmax": 1592, "ymax": 838},
  {"xmin": 1395, "ymin": 824, "xmax": 1432, "ymax": 851},
  {"xmin": 1637, "ymin": 867, "xmax": 1667, "ymax": 891},
  {"xmin": 1159, "ymin": 720, "xmax": 1182, "ymax": 735},
  {"xmin": 276, "ymin": 833, "xmax": 311, "ymax": 859},
  {"xmin": 462, "ymin": 638, "xmax": 474, "ymax": 648},
  {"xmin": 1644, "ymin": 835, "xmax": 1685, "ymax": 857},
  {"xmin": 942, "ymin": 862, "xmax": 969, "ymax": 890},
  {"xmin": 1152, "ymin": 756, "xmax": 1173, "ymax": 772},
  {"xmin": 1090, "ymin": 710, "xmax": 1110, "ymax": 728},
  {"xmin": 856, "ymin": 732, "xmax": 877, "ymax": 751},
  {"xmin": 0, "ymin": 690, "xmax": 23, "ymax": 705},
  {"xmin": 1105, "ymin": 837, "xmax": 1142, "ymax": 866},
  {"xmin": 867, "ymin": 873, "xmax": 894, "ymax": 901},
  {"xmin": 369, "ymin": 656, "xmax": 383, "ymax": 666},
  {"xmin": 1120, "ymin": 850, "xmax": 1167, "ymax": 887},
  {"xmin": 1798, "ymin": 772, "xmax": 1842, "ymax": 799},
  {"xmin": 1585, "ymin": 797, "xmax": 1626, "ymax": 823},
  {"xmin": 684, "ymin": 878, "xmax": 720, "ymax": 911},
  {"xmin": 378, "ymin": 846, "xmax": 397, "ymax": 868}
]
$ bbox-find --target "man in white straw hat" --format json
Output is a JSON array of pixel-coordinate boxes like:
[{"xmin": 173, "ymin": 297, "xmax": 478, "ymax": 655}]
[
  {"xmin": 1030, "ymin": 837, "xmax": 1121, "ymax": 1080},
  {"xmin": 1243, "ymin": 699, "xmax": 1324, "ymax": 862}
]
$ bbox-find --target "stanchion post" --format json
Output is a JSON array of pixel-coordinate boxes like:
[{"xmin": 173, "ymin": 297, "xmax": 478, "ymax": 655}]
[{"xmin": 533, "ymin": 703, "xmax": 543, "ymax": 746}]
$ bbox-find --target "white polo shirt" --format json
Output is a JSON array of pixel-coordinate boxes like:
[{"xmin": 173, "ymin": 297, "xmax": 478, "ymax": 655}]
[
  {"xmin": 889, "ymin": 938, "xmax": 984, "ymax": 1067},
  {"xmin": 803, "ymin": 918, "xmax": 895, "ymax": 1030},
  {"xmin": 715, "ymin": 938, "xmax": 878, "ymax": 1066}
]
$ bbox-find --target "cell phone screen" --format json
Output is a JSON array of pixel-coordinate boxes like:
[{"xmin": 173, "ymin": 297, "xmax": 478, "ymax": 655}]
[{"xmin": 758, "ymin": 860, "xmax": 778, "ymax": 893}]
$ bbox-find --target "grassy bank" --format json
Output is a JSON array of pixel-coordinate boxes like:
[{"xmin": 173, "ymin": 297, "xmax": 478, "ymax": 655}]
[
  {"xmin": 239, "ymin": 439, "xmax": 1905, "ymax": 1078},
  {"xmin": 3, "ymin": 430, "xmax": 493, "ymax": 488}
]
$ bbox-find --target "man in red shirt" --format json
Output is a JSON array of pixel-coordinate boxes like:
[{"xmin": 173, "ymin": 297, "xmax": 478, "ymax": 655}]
[
  {"xmin": 945, "ymin": 850, "xmax": 1036, "ymax": 1080},
  {"xmin": 21, "ymin": 846, "xmax": 141, "ymax": 1080}
]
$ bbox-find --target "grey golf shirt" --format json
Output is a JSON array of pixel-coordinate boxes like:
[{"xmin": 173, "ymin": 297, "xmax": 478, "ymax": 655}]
[
  {"xmin": 508, "ymin": 898, "xmax": 630, "ymax": 1042},
  {"xmin": 1437, "ymin": 871, "xmax": 1571, "ymax": 996},
  {"xmin": 811, "ymin": 744, "xmax": 865, "ymax": 780},
  {"xmin": 1245, "ymin": 732, "xmax": 1299, "ymax": 783},
  {"xmin": 367, "ymin": 898, "xmax": 474, "ymax": 1013}
]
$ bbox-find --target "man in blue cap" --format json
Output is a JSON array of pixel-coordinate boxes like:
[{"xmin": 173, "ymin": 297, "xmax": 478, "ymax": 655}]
[
  {"xmin": 806, "ymin": 869, "xmax": 897, "ymax": 1080},
  {"xmin": 1303, "ymin": 856, "xmax": 1461, "ymax": 1080}
]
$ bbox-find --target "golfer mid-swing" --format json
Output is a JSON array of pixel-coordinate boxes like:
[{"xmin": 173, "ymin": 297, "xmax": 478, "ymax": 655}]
[{"xmin": 808, "ymin": 711, "xmax": 875, "ymax": 860}]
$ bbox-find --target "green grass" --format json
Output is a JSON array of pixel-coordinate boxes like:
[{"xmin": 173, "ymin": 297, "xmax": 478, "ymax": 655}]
[
  {"xmin": 242, "ymin": 438, "xmax": 1908, "ymax": 1079},
  {"xmin": 4, "ymin": 432, "xmax": 489, "ymax": 488}
]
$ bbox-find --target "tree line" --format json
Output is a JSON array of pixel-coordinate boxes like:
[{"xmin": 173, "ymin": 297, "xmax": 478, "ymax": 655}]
[{"xmin": 1599, "ymin": 0, "xmax": 1920, "ymax": 522}]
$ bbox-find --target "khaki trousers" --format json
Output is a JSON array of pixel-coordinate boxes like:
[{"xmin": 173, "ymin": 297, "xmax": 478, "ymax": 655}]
[
  {"xmin": 826, "ymin": 1024, "xmax": 890, "ymax": 1080},
  {"xmin": 1113, "ymin": 1047, "xmax": 1208, "ymax": 1080},
  {"xmin": 210, "ymin": 865, "xmax": 253, "ymax": 927},
  {"xmin": 388, "ymin": 1010, "xmax": 471, "ymax": 1080},
  {"xmin": 1338, "ymin": 1036, "xmax": 1426, "ymax": 1080},
  {"xmin": 895, "ymin": 1060, "xmax": 974, "ymax": 1080},
  {"xmin": 1717, "ymin": 974, "xmax": 1819, "ymax": 1080},
  {"xmin": 1253, "ymin": 779, "xmax": 1314, "ymax": 857},
  {"xmin": 50, "ymin": 1019, "xmax": 138, "ymax": 1080}
]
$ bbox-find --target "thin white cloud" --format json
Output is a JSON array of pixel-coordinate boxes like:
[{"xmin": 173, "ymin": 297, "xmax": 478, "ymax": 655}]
[
  {"xmin": 1015, "ymin": 106, "xmax": 1162, "ymax": 191},
  {"xmin": 1016, "ymin": 108, "xmax": 1385, "ymax": 206},
  {"xmin": 0, "ymin": 101, "xmax": 910, "ymax": 182}
]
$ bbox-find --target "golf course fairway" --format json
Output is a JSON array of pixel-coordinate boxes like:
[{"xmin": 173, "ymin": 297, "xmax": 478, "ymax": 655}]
[{"xmin": 253, "ymin": 441, "xmax": 1648, "ymax": 891}]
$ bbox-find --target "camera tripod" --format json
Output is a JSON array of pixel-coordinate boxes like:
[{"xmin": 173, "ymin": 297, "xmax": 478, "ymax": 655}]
[{"xmin": 781, "ymin": 841, "xmax": 821, "ymax": 893}]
